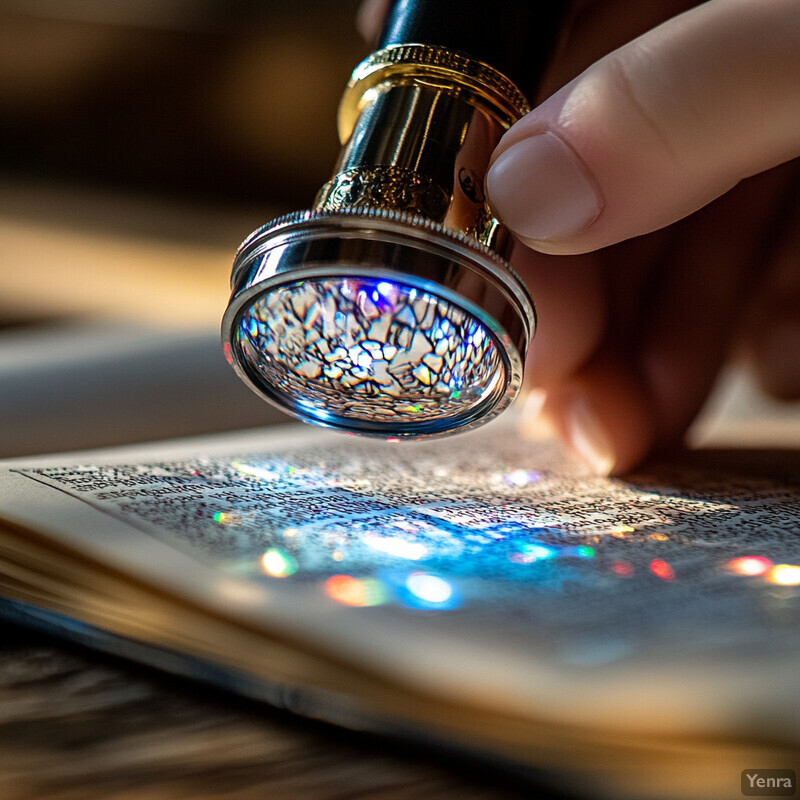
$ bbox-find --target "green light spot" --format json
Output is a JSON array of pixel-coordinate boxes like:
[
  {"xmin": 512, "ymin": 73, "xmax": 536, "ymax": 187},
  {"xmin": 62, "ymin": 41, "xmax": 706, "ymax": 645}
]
[{"xmin": 261, "ymin": 548, "xmax": 298, "ymax": 577}]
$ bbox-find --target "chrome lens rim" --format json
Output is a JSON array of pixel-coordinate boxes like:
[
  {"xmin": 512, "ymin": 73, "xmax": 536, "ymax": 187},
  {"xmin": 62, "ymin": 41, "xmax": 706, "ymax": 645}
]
[{"xmin": 222, "ymin": 209, "xmax": 535, "ymax": 439}]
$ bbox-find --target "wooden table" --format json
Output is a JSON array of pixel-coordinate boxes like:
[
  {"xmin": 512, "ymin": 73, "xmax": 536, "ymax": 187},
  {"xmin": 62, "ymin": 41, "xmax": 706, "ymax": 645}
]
[{"xmin": 0, "ymin": 621, "xmax": 573, "ymax": 800}]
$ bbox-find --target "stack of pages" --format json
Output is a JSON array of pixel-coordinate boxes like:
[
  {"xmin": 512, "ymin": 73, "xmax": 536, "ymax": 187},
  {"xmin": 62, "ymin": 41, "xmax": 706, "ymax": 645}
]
[{"xmin": 0, "ymin": 375, "xmax": 798, "ymax": 800}]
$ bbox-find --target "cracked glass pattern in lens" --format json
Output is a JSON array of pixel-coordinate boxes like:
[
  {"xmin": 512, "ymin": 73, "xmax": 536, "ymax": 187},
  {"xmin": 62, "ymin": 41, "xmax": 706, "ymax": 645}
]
[{"xmin": 235, "ymin": 277, "xmax": 505, "ymax": 428}]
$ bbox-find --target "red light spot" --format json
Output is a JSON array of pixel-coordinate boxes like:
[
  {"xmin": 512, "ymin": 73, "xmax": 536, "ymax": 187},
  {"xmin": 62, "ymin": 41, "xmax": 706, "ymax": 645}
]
[
  {"xmin": 223, "ymin": 342, "xmax": 234, "ymax": 364},
  {"xmin": 612, "ymin": 561, "xmax": 634, "ymax": 577},
  {"xmin": 650, "ymin": 559, "xmax": 675, "ymax": 581},
  {"xmin": 325, "ymin": 575, "xmax": 367, "ymax": 606},
  {"xmin": 386, "ymin": 437, "xmax": 401, "ymax": 444},
  {"xmin": 727, "ymin": 556, "xmax": 772, "ymax": 576}
]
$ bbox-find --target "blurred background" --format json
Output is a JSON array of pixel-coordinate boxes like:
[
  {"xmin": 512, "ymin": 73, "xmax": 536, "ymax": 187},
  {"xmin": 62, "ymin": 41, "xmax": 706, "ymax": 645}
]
[
  {"xmin": 0, "ymin": 0, "xmax": 363, "ymax": 213},
  {"xmin": 0, "ymin": 0, "xmax": 366, "ymax": 455},
  {"xmin": 1, "ymin": 1, "xmax": 797, "ymax": 458}
]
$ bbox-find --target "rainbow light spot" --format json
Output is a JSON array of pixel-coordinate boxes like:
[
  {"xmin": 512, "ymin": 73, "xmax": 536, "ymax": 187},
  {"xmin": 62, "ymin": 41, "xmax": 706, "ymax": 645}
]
[
  {"xmin": 260, "ymin": 548, "xmax": 298, "ymax": 578},
  {"xmin": 610, "ymin": 525, "xmax": 635, "ymax": 538},
  {"xmin": 612, "ymin": 561, "xmax": 634, "ymax": 577},
  {"xmin": 510, "ymin": 543, "xmax": 557, "ymax": 564},
  {"xmin": 726, "ymin": 556, "xmax": 773, "ymax": 576},
  {"xmin": 232, "ymin": 462, "xmax": 282, "ymax": 481},
  {"xmin": 766, "ymin": 564, "xmax": 800, "ymax": 586},
  {"xmin": 406, "ymin": 572, "xmax": 454, "ymax": 605},
  {"xmin": 365, "ymin": 533, "xmax": 427, "ymax": 561},
  {"xmin": 650, "ymin": 559, "xmax": 675, "ymax": 582},
  {"xmin": 503, "ymin": 469, "xmax": 541, "ymax": 487},
  {"xmin": 325, "ymin": 575, "xmax": 387, "ymax": 607}
]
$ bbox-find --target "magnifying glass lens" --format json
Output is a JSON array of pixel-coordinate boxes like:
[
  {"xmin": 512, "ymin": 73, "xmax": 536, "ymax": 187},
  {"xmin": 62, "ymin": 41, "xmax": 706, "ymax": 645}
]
[{"xmin": 234, "ymin": 276, "xmax": 506, "ymax": 436}]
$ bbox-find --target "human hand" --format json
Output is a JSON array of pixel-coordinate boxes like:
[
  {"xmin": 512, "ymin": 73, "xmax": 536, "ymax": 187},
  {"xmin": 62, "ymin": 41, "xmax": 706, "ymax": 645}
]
[
  {"xmin": 484, "ymin": 0, "xmax": 800, "ymax": 474},
  {"xmin": 359, "ymin": 0, "xmax": 800, "ymax": 474}
]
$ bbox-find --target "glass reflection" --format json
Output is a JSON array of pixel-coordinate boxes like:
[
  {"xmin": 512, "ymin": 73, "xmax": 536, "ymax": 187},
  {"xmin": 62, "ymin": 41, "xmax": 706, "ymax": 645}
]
[{"xmin": 235, "ymin": 277, "xmax": 505, "ymax": 431}]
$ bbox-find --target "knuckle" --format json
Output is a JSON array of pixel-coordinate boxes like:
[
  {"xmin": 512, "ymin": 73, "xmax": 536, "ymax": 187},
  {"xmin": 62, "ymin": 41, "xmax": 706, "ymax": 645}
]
[{"xmin": 603, "ymin": 47, "xmax": 687, "ymax": 167}]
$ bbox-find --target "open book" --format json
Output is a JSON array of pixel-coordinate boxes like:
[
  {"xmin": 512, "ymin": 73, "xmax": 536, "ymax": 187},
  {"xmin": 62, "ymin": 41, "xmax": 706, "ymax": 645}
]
[{"xmin": 0, "ymin": 376, "xmax": 799, "ymax": 800}]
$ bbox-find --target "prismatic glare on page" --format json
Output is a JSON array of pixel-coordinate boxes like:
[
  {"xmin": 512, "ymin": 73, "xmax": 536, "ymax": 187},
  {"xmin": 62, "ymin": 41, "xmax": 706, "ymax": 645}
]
[{"xmin": 16, "ymin": 424, "xmax": 800, "ymax": 666}]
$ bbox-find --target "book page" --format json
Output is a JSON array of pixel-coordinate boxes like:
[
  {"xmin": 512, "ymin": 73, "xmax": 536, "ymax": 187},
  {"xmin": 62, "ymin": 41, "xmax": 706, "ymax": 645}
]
[{"xmin": 1, "ymin": 407, "xmax": 799, "ymax": 746}]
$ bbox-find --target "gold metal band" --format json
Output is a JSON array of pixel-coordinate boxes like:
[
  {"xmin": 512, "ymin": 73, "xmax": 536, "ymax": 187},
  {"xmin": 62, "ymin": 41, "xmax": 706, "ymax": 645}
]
[
  {"xmin": 315, "ymin": 165, "xmax": 451, "ymax": 219},
  {"xmin": 338, "ymin": 43, "xmax": 532, "ymax": 142},
  {"xmin": 317, "ymin": 43, "xmax": 531, "ymax": 251}
]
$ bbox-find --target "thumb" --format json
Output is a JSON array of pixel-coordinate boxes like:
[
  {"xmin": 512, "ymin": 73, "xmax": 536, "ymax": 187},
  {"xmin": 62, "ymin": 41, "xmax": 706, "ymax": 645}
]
[{"xmin": 486, "ymin": 0, "xmax": 800, "ymax": 255}]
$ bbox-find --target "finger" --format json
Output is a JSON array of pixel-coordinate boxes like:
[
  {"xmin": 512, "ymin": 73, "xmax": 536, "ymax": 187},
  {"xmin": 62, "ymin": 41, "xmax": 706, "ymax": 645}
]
[
  {"xmin": 511, "ymin": 244, "xmax": 606, "ymax": 389},
  {"xmin": 536, "ymin": 0, "xmax": 696, "ymax": 100},
  {"xmin": 637, "ymin": 167, "xmax": 790, "ymax": 449},
  {"xmin": 542, "ymin": 168, "xmax": 788, "ymax": 474},
  {"xmin": 517, "ymin": 224, "xmax": 668, "ymax": 388},
  {"xmin": 543, "ymin": 351, "xmax": 654, "ymax": 477},
  {"xmin": 743, "ymin": 172, "xmax": 800, "ymax": 400},
  {"xmin": 486, "ymin": 0, "xmax": 800, "ymax": 255},
  {"xmin": 356, "ymin": 0, "xmax": 389, "ymax": 44},
  {"xmin": 534, "ymin": 231, "xmax": 670, "ymax": 476}
]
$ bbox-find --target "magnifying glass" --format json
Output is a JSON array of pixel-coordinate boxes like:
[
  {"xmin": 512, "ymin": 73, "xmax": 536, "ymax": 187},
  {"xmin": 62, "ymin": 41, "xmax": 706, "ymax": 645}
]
[{"xmin": 222, "ymin": 0, "xmax": 565, "ymax": 439}]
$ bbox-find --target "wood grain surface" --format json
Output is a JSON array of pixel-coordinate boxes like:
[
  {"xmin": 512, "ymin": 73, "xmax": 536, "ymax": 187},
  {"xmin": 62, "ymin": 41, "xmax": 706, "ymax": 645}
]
[{"xmin": 0, "ymin": 623, "xmax": 570, "ymax": 800}]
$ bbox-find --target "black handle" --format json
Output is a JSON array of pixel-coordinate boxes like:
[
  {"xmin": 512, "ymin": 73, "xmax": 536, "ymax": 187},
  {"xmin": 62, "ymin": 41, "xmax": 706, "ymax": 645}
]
[{"xmin": 377, "ymin": 0, "xmax": 568, "ymax": 97}]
